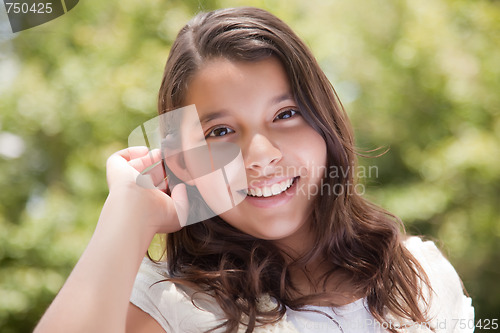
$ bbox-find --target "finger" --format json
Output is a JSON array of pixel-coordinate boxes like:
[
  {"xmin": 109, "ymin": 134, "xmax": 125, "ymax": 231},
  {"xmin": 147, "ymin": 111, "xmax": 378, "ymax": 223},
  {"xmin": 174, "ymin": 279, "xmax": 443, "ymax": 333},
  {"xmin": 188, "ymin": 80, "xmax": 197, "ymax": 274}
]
[
  {"xmin": 107, "ymin": 146, "xmax": 149, "ymax": 172},
  {"xmin": 129, "ymin": 150, "xmax": 168, "ymax": 190},
  {"xmin": 106, "ymin": 147, "xmax": 151, "ymax": 187},
  {"xmin": 135, "ymin": 161, "xmax": 168, "ymax": 190},
  {"xmin": 149, "ymin": 161, "xmax": 168, "ymax": 189},
  {"xmin": 115, "ymin": 146, "xmax": 151, "ymax": 162},
  {"xmin": 128, "ymin": 149, "xmax": 162, "ymax": 173}
]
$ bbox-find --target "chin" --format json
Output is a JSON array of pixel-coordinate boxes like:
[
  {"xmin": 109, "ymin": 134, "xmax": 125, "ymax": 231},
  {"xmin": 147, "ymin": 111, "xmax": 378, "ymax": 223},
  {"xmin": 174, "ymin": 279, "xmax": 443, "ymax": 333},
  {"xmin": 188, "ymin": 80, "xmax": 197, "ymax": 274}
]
[{"xmin": 238, "ymin": 220, "xmax": 306, "ymax": 242}]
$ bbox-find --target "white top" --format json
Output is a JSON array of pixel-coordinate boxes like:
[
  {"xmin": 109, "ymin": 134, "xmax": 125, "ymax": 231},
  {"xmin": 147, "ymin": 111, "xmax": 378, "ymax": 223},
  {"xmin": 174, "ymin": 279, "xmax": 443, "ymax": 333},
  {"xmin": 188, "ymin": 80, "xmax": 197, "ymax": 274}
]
[
  {"xmin": 285, "ymin": 298, "xmax": 385, "ymax": 333},
  {"xmin": 130, "ymin": 237, "xmax": 474, "ymax": 332}
]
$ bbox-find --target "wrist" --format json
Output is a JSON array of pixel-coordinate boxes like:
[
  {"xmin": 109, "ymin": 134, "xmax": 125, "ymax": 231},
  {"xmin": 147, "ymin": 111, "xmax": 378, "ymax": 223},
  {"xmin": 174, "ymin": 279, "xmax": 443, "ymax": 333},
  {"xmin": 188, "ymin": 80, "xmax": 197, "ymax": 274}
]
[{"xmin": 98, "ymin": 190, "xmax": 160, "ymax": 246}]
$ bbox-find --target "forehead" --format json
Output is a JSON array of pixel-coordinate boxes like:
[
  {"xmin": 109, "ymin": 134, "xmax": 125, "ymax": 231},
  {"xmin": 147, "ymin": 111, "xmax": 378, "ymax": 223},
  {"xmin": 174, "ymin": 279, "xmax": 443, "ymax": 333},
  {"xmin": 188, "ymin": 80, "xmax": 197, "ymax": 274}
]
[{"xmin": 184, "ymin": 56, "xmax": 292, "ymax": 113}]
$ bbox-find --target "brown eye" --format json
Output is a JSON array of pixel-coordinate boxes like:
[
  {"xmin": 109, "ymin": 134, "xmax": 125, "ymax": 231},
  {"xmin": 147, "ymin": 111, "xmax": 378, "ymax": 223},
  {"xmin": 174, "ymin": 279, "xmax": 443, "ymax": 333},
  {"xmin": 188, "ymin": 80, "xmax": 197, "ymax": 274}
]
[
  {"xmin": 275, "ymin": 109, "xmax": 298, "ymax": 120},
  {"xmin": 207, "ymin": 126, "xmax": 234, "ymax": 138}
]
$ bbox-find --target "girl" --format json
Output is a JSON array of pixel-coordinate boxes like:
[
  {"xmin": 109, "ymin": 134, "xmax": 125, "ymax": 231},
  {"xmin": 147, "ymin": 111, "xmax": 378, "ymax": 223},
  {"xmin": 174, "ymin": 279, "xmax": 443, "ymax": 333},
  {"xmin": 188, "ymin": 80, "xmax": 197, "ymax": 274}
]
[{"xmin": 35, "ymin": 7, "xmax": 474, "ymax": 333}]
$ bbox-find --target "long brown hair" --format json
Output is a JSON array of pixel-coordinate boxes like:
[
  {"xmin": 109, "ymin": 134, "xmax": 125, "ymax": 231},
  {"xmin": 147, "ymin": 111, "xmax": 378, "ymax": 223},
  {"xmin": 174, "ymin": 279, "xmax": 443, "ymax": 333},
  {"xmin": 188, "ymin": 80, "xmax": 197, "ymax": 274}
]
[{"xmin": 155, "ymin": 7, "xmax": 432, "ymax": 332}]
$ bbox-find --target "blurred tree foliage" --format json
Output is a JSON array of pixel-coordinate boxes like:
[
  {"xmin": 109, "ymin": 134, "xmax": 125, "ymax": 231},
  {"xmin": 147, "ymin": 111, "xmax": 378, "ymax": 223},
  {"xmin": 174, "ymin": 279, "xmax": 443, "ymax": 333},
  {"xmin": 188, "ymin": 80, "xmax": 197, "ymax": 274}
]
[{"xmin": 0, "ymin": 0, "xmax": 498, "ymax": 331}]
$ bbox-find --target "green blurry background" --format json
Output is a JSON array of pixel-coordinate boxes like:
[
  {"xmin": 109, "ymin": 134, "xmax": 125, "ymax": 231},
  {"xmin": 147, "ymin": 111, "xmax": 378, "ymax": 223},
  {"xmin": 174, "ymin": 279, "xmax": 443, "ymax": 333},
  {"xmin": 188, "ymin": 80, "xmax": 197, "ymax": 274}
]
[{"xmin": 0, "ymin": 0, "xmax": 498, "ymax": 331}]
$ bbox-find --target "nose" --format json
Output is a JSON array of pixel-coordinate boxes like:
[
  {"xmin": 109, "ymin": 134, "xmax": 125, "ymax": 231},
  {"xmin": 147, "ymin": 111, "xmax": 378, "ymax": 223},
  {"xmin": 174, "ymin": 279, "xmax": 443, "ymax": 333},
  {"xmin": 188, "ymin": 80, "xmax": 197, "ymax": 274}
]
[{"xmin": 244, "ymin": 134, "xmax": 282, "ymax": 174}]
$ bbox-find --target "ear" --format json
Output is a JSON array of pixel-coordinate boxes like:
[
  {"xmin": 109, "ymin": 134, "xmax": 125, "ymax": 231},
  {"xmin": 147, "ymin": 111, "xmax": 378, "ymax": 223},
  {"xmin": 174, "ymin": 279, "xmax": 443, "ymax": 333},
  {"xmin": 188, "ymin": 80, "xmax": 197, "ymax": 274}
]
[{"xmin": 163, "ymin": 152, "xmax": 196, "ymax": 186}]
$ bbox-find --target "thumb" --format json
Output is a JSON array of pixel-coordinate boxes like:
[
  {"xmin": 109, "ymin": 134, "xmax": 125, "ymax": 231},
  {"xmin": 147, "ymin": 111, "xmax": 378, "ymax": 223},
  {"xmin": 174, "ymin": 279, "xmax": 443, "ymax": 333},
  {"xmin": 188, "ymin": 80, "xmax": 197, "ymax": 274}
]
[{"xmin": 171, "ymin": 183, "xmax": 189, "ymax": 228}]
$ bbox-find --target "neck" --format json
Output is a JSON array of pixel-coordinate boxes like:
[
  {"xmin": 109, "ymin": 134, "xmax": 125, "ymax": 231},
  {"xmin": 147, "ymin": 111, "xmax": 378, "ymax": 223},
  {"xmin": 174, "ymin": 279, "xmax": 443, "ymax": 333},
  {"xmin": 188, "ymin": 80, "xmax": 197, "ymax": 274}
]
[
  {"xmin": 273, "ymin": 217, "xmax": 316, "ymax": 260},
  {"xmin": 272, "ymin": 224, "xmax": 364, "ymax": 306}
]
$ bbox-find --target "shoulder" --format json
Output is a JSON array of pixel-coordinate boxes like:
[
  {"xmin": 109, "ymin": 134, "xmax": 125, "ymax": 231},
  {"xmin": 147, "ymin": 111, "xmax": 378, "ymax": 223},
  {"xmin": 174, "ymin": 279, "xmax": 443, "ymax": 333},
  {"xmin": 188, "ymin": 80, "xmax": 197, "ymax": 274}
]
[
  {"xmin": 130, "ymin": 258, "xmax": 301, "ymax": 333},
  {"xmin": 126, "ymin": 302, "xmax": 166, "ymax": 333},
  {"xmin": 129, "ymin": 257, "xmax": 226, "ymax": 333},
  {"xmin": 401, "ymin": 237, "xmax": 474, "ymax": 332}
]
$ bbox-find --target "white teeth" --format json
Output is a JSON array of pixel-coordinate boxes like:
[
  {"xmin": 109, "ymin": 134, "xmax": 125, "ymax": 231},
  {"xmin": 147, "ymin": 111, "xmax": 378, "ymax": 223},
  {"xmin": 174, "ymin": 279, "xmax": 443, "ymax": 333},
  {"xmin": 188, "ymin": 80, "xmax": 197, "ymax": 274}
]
[
  {"xmin": 279, "ymin": 179, "xmax": 289, "ymax": 192},
  {"xmin": 271, "ymin": 183, "xmax": 281, "ymax": 195},
  {"xmin": 247, "ymin": 178, "xmax": 295, "ymax": 198}
]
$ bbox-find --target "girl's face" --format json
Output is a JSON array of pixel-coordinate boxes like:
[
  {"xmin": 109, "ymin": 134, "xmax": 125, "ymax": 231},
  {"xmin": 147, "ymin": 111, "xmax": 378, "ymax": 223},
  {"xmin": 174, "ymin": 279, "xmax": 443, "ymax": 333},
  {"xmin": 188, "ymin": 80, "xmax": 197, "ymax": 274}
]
[{"xmin": 184, "ymin": 57, "xmax": 327, "ymax": 244}]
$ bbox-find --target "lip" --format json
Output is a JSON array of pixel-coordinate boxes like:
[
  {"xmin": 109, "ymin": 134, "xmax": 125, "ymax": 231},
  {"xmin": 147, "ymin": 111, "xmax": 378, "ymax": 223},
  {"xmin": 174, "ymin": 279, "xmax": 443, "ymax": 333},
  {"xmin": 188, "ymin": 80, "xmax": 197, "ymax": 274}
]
[{"xmin": 244, "ymin": 176, "xmax": 299, "ymax": 208}]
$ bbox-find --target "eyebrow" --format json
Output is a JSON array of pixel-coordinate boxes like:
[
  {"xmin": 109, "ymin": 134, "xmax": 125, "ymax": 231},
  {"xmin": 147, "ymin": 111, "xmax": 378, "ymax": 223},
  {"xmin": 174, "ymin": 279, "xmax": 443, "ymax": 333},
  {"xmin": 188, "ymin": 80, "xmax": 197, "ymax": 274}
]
[
  {"xmin": 198, "ymin": 111, "xmax": 229, "ymax": 126},
  {"xmin": 270, "ymin": 92, "xmax": 295, "ymax": 106}
]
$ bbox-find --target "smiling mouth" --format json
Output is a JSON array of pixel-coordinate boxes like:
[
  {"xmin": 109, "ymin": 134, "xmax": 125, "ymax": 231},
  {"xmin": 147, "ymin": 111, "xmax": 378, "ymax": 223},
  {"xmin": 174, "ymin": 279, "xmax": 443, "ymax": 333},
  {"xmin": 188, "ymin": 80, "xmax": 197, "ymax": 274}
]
[{"xmin": 246, "ymin": 177, "xmax": 298, "ymax": 198}]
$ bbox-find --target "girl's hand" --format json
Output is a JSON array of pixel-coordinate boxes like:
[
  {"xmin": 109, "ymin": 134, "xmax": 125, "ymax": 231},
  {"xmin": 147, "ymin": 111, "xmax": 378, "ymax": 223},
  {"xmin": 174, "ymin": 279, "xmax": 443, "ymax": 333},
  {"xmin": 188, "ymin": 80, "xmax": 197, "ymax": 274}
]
[
  {"xmin": 105, "ymin": 146, "xmax": 188, "ymax": 234},
  {"xmin": 34, "ymin": 146, "xmax": 187, "ymax": 333}
]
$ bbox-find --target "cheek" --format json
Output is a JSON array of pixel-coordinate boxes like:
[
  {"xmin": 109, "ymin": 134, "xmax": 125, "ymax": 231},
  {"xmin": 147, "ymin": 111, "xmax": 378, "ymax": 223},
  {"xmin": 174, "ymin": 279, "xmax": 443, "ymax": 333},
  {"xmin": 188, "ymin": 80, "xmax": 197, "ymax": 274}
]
[
  {"xmin": 288, "ymin": 127, "xmax": 327, "ymax": 168},
  {"xmin": 218, "ymin": 208, "xmax": 249, "ymax": 234},
  {"xmin": 189, "ymin": 143, "xmax": 248, "ymax": 215}
]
